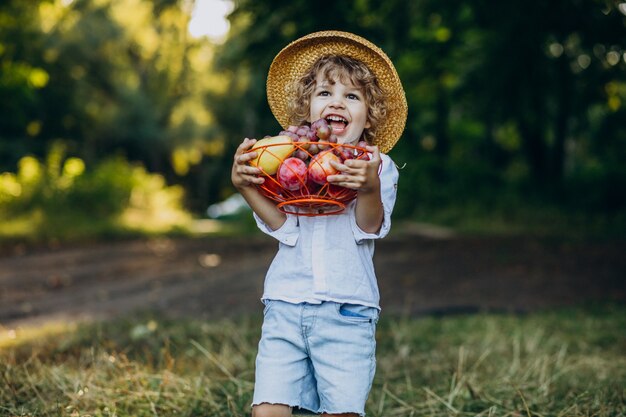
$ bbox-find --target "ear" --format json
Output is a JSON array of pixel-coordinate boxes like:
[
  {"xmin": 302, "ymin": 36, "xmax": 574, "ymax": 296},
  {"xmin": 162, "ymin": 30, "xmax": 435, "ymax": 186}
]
[{"xmin": 365, "ymin": 119, "xmax": 371, "ymax": 129}]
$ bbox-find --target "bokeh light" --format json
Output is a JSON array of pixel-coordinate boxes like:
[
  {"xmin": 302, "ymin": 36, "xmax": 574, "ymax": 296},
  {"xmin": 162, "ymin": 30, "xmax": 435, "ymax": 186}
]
[{"xmin": 188, "ymin": 0, "xmax": 234, "ymax": 42}]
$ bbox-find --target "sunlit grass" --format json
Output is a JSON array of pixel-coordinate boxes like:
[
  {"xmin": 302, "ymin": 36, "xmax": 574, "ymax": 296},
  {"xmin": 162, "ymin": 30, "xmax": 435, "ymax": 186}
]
[
  {"xmin": 0, "ymin": 320, "xmax": 78, "ymax": 350},
  {"xmin": 0, "ymin": 209, "xmax": 193, "ymax": 244},
  {"xmin": 1, "ymin": 304, "xmax": 624, "ymax": 416}
]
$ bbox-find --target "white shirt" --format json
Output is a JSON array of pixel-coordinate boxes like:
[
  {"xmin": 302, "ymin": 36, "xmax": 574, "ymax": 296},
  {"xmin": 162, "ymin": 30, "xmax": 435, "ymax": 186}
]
[{"xmin": 254, "ymin": 153, "xmax": 399, "ymax": 310}]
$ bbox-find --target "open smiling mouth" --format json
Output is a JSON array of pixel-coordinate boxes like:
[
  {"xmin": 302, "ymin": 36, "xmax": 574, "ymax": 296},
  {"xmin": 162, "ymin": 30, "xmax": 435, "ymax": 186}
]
[{"xmin": 326, "ymin": 115, "xmax": 348, "ymax": 133}]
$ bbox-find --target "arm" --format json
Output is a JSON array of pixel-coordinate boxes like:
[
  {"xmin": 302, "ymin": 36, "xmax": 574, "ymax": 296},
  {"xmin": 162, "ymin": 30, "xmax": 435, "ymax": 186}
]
[
  {"xmin": 327, "ymin": 145, "xmax": 384, "ymax": 233},
  {"xmin": 231, "ymin": 138, "xmax": 287, "ymax": 230}
]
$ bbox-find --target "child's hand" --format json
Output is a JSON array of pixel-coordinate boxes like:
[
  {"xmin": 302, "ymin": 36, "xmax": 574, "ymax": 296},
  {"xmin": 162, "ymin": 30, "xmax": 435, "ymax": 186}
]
[
  {"xmin": 231, "ymin": 138, "xmax": 265, "ymax": 190},
  {"xmin": 327, "ymin": 145, "xmax": 381, "ymax": 194}
]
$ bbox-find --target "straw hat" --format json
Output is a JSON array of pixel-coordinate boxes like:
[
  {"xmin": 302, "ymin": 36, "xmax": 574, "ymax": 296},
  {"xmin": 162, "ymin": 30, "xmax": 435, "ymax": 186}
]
[{"xmin": 266, "ymin": 30, "xmax": 408, "ymax": 153}]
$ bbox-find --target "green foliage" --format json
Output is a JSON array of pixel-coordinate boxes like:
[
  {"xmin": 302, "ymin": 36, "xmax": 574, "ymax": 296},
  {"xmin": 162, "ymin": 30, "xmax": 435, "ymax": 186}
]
[
  {"xmin": 1, "ymin": 304, "xmax": 624, "ymax": 416},
  {"xmin": 1, "ymin": 0, "xmax": 625, "ymax": 236},
  {"xmin": 214, "ymin": 0, "xmax": 626, "ymax": 228},
  {"xmin": 0, "ymin": 0, "xmax": 217, "ymax": 210},
  {"xmin": 1, "ymin": 143, "xmax": 126, "ymax": 217},
  {"xmin": 0, "ymin": 143, "xmax": 191, "ymax": 242}
]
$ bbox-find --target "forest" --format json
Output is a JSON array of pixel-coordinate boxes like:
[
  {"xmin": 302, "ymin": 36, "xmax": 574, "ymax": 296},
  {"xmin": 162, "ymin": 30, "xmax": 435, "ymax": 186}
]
[{"xmin": 1, "ymin": 0, "xmax": 625, "ymax": 240}]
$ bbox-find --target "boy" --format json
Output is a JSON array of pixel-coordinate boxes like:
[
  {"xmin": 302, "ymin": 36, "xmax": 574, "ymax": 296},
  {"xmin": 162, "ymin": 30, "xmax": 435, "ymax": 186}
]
[{"xmin": 231, "ymin": 31, "xmax": 407, "ymax": 417}]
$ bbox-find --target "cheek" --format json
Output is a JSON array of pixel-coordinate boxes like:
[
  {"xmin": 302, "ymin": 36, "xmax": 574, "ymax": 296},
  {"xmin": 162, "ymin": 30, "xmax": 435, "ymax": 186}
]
[
  {"xmin": 362, "ymin": 107, "xmax": 371, "ymax": 128},
  {"xmin": 309, "ymin": 101, "xmax": 322, "ymax": 120}
]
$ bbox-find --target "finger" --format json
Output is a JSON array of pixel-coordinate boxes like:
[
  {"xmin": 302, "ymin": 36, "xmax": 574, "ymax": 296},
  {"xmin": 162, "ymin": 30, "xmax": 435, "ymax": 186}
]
[
  {"xmin": 328, "ymin": 173, "xmax": 365, "ymax": 185},
  {"xmin": 365, "ymin": 145, "xmax": 380, "ymax": 162},
  {"xmin": 329, "ymin": 159, "xmax": 349, "ymax": 172},
  {"xmin": 237, "ymin": 138, "xmax": 257, "ymax": 154},
  {"xmin": 330, "ymin": 181, "xmax": 362, "ymax": 190},
  {"xmin": 239, "ymin": 166, "xmax": 262, "ymax": 177},
  {"xmin": 237, "ymin": 150, "xmax": 258, "ymax": 164},
  {"xmin": 238, "ymin": 167, "xmax": 265, "ymax": 182},
  {"xmin": 244, "ymin": 175, "xmax": 265, "ymax": 185},
  {"xmin": 343, "ymin": 158, "xmax": 368, "ymax": 169}
]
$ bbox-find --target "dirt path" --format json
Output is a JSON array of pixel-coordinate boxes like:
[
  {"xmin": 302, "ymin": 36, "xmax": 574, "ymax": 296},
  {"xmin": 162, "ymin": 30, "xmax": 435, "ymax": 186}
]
[{"xmin": 1, "ymin": 231, "xmax": 625, "ymax": 328}]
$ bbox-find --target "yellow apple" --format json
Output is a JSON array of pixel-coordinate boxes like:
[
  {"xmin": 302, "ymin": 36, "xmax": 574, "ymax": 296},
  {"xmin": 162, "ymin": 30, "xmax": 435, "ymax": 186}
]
[{"xmin": 249, "ymin": 135, "xmax": 295, "ymax": 175}]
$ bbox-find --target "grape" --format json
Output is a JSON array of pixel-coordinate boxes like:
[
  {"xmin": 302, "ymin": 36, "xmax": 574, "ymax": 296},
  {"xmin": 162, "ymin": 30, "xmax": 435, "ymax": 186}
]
[
  {"xmin": 317, "ymin": 142, "xmax": 329, "ymax": 151},
  {"xmin": 336, "ymin": 146, "xmax": 354, "ymax": 160},
  {"xmin": 311, "ymin": 118, "xmax": 332, "ymax": 141},
  {"xmin": 311, "ymin": 118, "xmax": 325, "ymax": 130},
  {"xmin": 308, "ymin": 144, "xmax": 319, "ymax": 155},
  {"xmin": 316, "ymin": 122, "xmax": 331, "ymax": 140},
  {"xmin": 306, "ymin": 130, "xmax": 318, "ymax": 142},
  {"xmin": 296, "ymin": 126, "xmax": 310, "ymax": 136},
  {"xmin": 329, "ymin": 134, "xmax": 338, "ymax": 143},
  {"xmin": 287, "ymin": 125, "xmax": 299, "ymax": 133},
  {"xmin": 297, "ymin": 138, "xmax": 310, "ymax": 150},
  {"xmin": 294, "ymin": 149, "xmax": 309, "ymax": 161},
  {"xmin": 279, "ymin": 131, "xmax": 299, "ymax": 142},
  {"xmin": 355, "ymin": 141, "xmax": 369, "ymax": 159}
]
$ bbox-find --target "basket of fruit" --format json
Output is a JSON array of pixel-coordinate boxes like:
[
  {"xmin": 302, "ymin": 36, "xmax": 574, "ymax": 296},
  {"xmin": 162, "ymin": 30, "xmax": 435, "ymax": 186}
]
[{"xmin": 246, "ymin": 119, "xmax": 370, "ymax": 216}]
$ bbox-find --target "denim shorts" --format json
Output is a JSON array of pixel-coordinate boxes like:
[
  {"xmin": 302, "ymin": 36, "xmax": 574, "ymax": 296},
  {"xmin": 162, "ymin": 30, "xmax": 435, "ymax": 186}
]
[{"xmin": 252, "ymin": 300, "xmax": 379, "ymax": 416}]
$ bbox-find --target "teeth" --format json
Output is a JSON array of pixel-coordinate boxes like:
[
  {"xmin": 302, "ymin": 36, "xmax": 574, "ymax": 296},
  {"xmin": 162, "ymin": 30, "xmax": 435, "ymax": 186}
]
[{"xmin": 326, "ymin": 115, "xmax": 348, "ymax": 123}]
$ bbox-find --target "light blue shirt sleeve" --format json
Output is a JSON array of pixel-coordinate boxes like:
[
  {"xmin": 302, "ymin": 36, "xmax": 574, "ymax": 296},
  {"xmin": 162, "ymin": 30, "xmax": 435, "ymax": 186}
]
[
  {"xmin": 253, "ymin": 212, "xmax": 300, "ymax": 246},
  {"xmin": 351, "ymin": 153, "xmax": 399, "ymax": 243}
]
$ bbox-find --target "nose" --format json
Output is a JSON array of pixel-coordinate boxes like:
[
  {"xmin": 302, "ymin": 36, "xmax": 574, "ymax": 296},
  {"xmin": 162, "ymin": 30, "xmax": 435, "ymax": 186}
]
[{"xmin": 328, "ymin": 95, "xmax": 345, "ymax": 109}]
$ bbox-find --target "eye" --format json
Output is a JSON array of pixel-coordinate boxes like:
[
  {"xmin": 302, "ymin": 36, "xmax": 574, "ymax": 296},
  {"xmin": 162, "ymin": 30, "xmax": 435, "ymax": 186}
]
[
  {"xmin": 317, "ymin": 90, "xmax": 330, "ymax": 97},
  {"xmin": 347, "ymin": 93, "xmax": 361, "ymax": 100}
]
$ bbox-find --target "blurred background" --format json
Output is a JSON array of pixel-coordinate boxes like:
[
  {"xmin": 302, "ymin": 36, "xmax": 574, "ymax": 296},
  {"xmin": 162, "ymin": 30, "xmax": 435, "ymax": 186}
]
[
  {"xmin": 1, "ymin": 0, "xmax": 626, "ymax": 242},
  {"xmin": 2, "ymin": 5, "xmax": 625, "ymax": 414}
]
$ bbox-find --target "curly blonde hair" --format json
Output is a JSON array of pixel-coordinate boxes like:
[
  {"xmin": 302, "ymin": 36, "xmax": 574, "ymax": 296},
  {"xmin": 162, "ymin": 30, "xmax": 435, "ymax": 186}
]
[{"xmin": 286, "ymin": 55, "xmax": 387, "ymax": 145}]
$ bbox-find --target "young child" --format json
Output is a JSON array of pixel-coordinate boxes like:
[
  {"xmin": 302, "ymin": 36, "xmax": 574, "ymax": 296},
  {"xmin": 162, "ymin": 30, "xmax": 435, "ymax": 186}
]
[{"xmin": 231, "ymin": 31, "xmax": 407, "ymax": 417}]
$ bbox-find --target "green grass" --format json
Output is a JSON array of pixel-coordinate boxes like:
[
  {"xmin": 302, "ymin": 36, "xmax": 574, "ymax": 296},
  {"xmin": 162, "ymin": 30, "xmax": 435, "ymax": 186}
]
[
  {"xmin": 410, "ymin": 202, "xmax": 626, "ymax": 240},
  {"xmin": 1, "ymin": 304, "xmax": 625, "ymax": 417}
]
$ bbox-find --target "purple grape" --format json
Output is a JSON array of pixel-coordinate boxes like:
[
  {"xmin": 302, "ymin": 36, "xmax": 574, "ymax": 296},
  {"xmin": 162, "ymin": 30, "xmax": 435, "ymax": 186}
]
[
  {"xmin": 336, "ymin": 146, "xmax": 354, "ymax": 160},
  {"xmin": 296, "ymin": 138, "xmax": 310, "ymax": 150},
  {"xmin": 279, "ymin": 131, "xmax": 299, "ymax": 141},
  {"xmin": 295, "ymin": 149, "xmax": 309, "ymax": 161},
  {"xmin": 311, "ymin": 118, "xmax": 326, "ymax": 130},
  {"xmin": 316, "ymin": 123, "xmax": 331, "ymax": 140}
]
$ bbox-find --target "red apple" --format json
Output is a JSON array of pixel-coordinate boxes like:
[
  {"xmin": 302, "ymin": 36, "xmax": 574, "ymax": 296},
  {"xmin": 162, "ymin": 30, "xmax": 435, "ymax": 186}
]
[
  {"xmin": 308, "ymin": 150, "xmax": 340, "ymax": 184},
  {"xmin": 277, "ymin": 157, "xmax": 307, "ymax": 191}
]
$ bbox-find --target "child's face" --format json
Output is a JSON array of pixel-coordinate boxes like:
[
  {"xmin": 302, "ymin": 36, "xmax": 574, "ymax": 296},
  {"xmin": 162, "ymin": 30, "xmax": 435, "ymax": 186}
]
[{"xmin": 309, "ymin": 73, "xmax": 370, "ymax": 145}]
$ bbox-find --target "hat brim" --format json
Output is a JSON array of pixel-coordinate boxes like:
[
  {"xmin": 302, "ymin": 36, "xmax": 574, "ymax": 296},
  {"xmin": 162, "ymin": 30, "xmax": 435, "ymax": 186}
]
[{"xmin": 266, "ymin": 31, "xmax": 407, "ymax": 154}]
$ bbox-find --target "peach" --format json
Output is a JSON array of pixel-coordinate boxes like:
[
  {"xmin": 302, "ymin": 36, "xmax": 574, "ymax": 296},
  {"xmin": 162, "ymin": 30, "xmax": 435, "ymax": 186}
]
[
  {"xmin": 308, "ymin": 150, "xmax": 340, "ymax": 184},
  {"xmin": 261, "ymin": 175, "xmax": 283, "ymax": 196},
  {"xmin": 277, "ymin": 157, "xmax": 307, "ymax": 191}
]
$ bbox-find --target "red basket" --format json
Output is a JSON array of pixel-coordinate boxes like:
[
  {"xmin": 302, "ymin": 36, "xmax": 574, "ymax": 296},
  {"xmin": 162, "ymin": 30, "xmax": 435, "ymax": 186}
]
[{"xmin": 247, "ymin": 141, "xmax": 369, "ymax": 216}]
